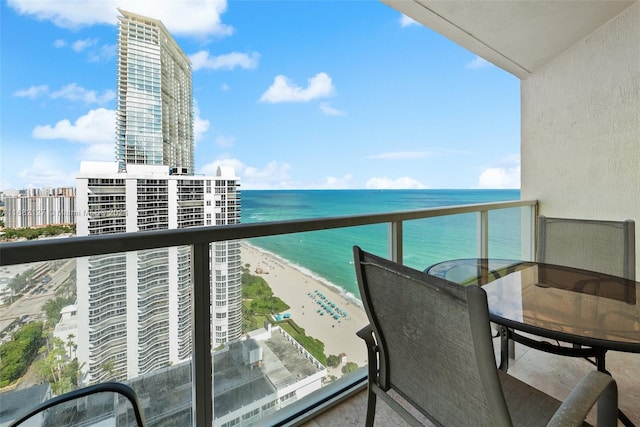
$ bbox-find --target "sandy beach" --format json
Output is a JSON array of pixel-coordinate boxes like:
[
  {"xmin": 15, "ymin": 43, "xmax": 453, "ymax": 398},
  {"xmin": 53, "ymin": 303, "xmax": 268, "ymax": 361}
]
[{"xmin": 240, "ymin": 242, "xmax": 369, "ymax": 372}]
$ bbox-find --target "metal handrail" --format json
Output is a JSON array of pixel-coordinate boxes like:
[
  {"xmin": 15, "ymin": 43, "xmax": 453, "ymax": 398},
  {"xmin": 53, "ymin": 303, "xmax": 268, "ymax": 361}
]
[{"xmin": 0, "ymin": 199, "xmax": 536, "ymax": 266}]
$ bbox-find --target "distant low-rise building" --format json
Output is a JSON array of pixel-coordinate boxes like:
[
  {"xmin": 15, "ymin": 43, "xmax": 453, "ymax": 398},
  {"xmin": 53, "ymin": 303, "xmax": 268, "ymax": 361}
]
[
  {"xmin": 53, "ymin": 304, "xmax": 78, "ymax": 359},
  {"xmin": 124, "ymin": 322, "xmax": 326, "ymax": 427},
  {"xmin": 3, "ymin": 188, "xmax": 75, "ymax": 228}
]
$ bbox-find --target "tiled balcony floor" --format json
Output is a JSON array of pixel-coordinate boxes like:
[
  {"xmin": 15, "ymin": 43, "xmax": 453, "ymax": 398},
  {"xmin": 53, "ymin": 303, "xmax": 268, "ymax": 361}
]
[{"xmin": 304, "ymin": 339, "xmax": 640, "ymax": 426}]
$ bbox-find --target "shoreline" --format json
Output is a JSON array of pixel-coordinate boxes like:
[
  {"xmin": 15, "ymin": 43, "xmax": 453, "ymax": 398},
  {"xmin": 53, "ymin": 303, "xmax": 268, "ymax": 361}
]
[{"xmin": 240, "ymin": 242, "xmax": 369, "ymax": 372}]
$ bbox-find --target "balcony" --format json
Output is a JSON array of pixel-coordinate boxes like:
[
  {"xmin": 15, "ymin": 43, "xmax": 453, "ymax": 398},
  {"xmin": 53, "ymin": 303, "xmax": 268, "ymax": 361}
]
[
  {"xmin": 3, "ymin": 198, "xmax": 640, "ymax": 426},
  {"xmin": 2, "ymin": 0, "xmax": 638, "ymax": 425},
  {"xmin": 2, "ymin": 199, "xmax": 549, "ymax": 426}
]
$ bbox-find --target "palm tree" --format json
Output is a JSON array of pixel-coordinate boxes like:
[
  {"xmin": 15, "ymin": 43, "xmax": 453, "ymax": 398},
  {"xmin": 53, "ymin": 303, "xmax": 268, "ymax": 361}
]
[
  {"xmin": 66, "ymin": 334, "xmax": 75, "ymax": 358},
  {"xmin": 100, "ymin": 360, "xmax": 116, "ymax": 381}
]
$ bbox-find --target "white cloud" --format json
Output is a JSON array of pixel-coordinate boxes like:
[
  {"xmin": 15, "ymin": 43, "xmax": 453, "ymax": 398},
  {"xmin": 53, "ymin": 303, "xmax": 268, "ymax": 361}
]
[
  {"xmin": 50, "ymin": 83, "xmax": 115, "ymax": 104},
  {"xmin": 318, "ymin": 175, "xmax": 353, "ymax": 189},
  {"xmin": 7, "ymin": 0, "xmax": 233, "ymax": 37},
  {"xmin": 87, "ymin": 43, "xmax": 117, "ymax": 62},
  {"xmin": 193, "ymin": 101, "xmax": 210, "ymax": 145},
  {"xmin": 53, "ymin": 37, "xmax": 115, "ymax": 62},
  {"xmin": 476, "ymin": 165, "xmax": 520, "ymax": 189},
  {"xmin": 466, "ymin": 55, "xmax": 493, "ymax": 69},
  {"xmin": 14, "ymin": 85, "xmax": 49, "ymax": 99},
  {"xmin": 199, "ymin": 158, "xmax": 293, "ymax": 189},
  {"xmin": 243, "ymin": 161, "xmax": 293, "ymax": 186},
  {"xmin": 17, "ymin": 151, "xmax": 78, "ymax": 188},
  {"xmin": 260, "ymin": 72, "xmax": 335, "ymax": 103},
  {"xmin": 189, "ymin": 51, "xmax": 260, "ymax": 71},
  {"xmin": 215, "ymin": 135, "xmax": 236, "ymax": 148},
  {"xmin": 72, "ymin": 38, "xmax": 98, "ymax": 52},
  {"xmin": 14, "ymin": 83, "xmax": 114, "ymax": 104},
  {"xmin": 82, "ymin": 141, "xmax": 115, "ymax": 161},
  {"xmin": 399, "ymin": 15, "xmax": 419, "ymax": 28},
  {"xmin": 368, "ymin": 151, "xmax": 434, "ymax": 160},
  {"xmin": 366, "ymin": 177, "xmax": 427, "ymax": 189},
  {"xmin": 32, "ymin": 108, "xmax": 115, "ymax": 144},
  {"xmin": 220, "ymin": 84, "xmax": 230, "ymax": 91},
  {"xmin": 319, "ymin": 102, "xmax": 346, "ymax": 116},
  {"xmin": 199, "ymin": 157, "xmax": 244, "ymax": 176}
]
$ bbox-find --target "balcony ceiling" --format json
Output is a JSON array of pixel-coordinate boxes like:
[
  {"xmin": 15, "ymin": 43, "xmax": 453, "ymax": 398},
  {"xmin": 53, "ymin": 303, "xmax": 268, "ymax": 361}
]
[{"xmin": 381, "ymin": 0, "xmax": 636, "ymax": 79}]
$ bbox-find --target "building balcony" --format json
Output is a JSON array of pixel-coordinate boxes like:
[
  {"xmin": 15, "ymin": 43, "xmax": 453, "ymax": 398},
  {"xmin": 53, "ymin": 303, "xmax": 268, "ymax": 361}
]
[{"xmin": 4, "ymin": 198, "xmax": 638, "ymax": 426}]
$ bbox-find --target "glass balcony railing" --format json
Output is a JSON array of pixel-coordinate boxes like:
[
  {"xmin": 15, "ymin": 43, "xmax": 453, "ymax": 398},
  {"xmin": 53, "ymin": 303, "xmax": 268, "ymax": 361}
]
[{"xmin": 0, "ymin": 199, "xmax": 536, "ymax": 426}]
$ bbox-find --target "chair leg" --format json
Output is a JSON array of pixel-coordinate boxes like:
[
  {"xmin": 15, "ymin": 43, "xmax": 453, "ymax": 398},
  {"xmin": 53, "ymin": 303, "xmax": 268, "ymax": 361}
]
[
  {"xmin": 508, "ymin": 335, "xmax": 515, "ymax": 360},
  {"xmin": 498, "ymin": 326, "xmax": 510, "ymax": 372},
  {"xmin": 365, "ymin": 385, "xmax": 377, "ymax": 427}
]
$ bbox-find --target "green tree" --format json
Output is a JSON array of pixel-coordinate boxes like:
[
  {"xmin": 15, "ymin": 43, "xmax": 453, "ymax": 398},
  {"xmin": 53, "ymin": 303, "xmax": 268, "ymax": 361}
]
[
  {"xmin": 34, "ymin": 336, "xmax": 77, "ymax": 394},
  {"xmin": 241, "ymin": 271, "xmax": 289, "ymax": 321},
  {"xmin": 42, "ymin": 296, "xmax": 75, "ymax": 327},
  {"xmin": 100, "ymin": 360, "xmax": 116, "ymax": 381},
  {"xmin": 7, "ymin": 268, "xmax": 34, "ymax": 295},
  {"xmin": 0, "ymin": 322, "xmax": 44, "ymax": 386},
  {"xmin": 66, "ymin": 334, "xmax": 76, "ymax": 358},
  {"xmin": 1, "ymin": 225, "xmax": 75, "ymax": 241},
  {"xmin": 326, "ymin": 354, "xmax": 341, "ymax": 368},
  {"xmin": 55, "ymin": 268, "xmax": 77, "ymax": 300},
  {"xmin": 341, "ymin": 362, "xmax": 358, "ymax": 375}
]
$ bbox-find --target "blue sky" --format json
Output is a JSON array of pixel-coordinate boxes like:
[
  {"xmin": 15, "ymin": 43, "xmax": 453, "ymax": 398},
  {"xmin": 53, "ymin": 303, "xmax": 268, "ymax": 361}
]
[{"xmin": 0, "ymin": 0, "xmax": 521, "ymax": 191}]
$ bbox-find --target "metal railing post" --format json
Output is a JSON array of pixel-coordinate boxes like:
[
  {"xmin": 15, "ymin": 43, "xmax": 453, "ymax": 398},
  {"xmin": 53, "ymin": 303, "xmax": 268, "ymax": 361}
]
[
  {"xmin": 388, "ymin": 221, "xmax": 403, "ymax": 263},
  {"xmin": 521, "ymin": 204, "xmax": 536, "ymax": 261},
  {"xmin": 192, "ymin": 243, "xmax": 212, "ymax": 427},
  {"xmin": 477, "ymin": 210, "xmax": 489, "ymax": 258}
]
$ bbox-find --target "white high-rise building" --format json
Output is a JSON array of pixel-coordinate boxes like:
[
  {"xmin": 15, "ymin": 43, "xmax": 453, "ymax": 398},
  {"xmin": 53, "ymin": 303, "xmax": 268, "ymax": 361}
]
[
  {"xmin": 74, "ymin": 10, "xmax": 242, "ymax": 385},
  {"xmin": 76, "ymin": 163, "xmax": 241, "ymax": 383},
  {"xmin": 4, "ymin": 190, "xmax": 75, "ymax": 228},
  {"xmin": 116, "ymin": 9, "xmax": 194, "ymax": 173}
]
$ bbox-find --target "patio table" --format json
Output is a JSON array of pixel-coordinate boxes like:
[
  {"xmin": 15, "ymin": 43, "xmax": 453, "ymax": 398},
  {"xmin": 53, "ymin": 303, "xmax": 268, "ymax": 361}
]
[{"xmin": 426, "ymin": 258, "xmax": 640, "ymax": 426}]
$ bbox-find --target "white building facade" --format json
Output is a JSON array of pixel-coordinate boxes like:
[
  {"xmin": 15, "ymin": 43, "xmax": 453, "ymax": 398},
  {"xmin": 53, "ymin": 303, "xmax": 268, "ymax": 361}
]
[
  {"xmin": 76, "ymin": 163, "xmax": 242, "ymax": 383},
  {"xmin": 116, "ymin": 9, "xmax": 194, "ymax": 173},
  {"xmin": 74, "ymin": 9, "xmax": 242, "ymax": 385},
  {"xmin": 4, "ymin": 189, "xmax": 76, "ymax": 228}
]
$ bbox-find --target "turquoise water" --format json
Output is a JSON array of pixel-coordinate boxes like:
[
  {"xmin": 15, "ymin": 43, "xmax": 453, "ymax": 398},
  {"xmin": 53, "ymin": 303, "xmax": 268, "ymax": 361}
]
[{"xmin": 241, "ymin": 189, "xmax": 522, "ymax": 302}]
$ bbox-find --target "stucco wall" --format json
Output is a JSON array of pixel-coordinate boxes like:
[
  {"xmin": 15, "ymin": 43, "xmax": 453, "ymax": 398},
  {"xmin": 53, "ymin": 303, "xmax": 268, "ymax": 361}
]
[{"xmin": 521, "ymin": 2, "xmax": 640, "ymax": 269}]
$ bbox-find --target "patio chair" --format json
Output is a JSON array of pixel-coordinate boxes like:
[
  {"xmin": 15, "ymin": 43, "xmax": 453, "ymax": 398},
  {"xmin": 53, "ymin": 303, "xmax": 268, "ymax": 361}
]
[
  {"xmin": 11, "ymin": 382, "xmax": 146, "ymax": 426},
  {"xmin": 353, "ymin": 246, "xmax": 618, "ymax": 427},
  {"xmin": 537, "ymin": 215, "xmax": 635, "ymax": 280},
  {"xmin": 499, "ymin": 216, "xmax": 637, "ymax": 368}
]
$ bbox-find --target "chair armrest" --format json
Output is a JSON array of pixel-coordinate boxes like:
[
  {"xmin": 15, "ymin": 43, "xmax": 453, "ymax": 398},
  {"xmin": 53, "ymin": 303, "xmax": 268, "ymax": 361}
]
[
  {"xmin": 547, "ymin": 371, "xmax": 617, "ymax": 427},
  {"xmin": 356, "ymin": 324, "xmax": 374, "ymax": 344},
  {"xmin": 356, "ymin": 325, "xmax": 378, "ymax": 357},
  {"xmin": 357, "ymin": 324, "xmax": 384, "ymax": 387}
]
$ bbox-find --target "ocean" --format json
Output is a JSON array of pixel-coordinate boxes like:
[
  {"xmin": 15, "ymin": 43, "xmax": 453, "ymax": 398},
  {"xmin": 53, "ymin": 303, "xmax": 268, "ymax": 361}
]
[{"xmin": 241, "ymin": 189, "xmax": 522, "ymax": 303}]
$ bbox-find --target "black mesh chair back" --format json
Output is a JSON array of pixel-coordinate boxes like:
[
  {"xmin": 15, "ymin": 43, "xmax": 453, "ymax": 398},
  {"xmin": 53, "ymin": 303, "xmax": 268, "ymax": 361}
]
[{"xmin": 537, "ymin": 216, "xmax": 635, "ymax": 280}]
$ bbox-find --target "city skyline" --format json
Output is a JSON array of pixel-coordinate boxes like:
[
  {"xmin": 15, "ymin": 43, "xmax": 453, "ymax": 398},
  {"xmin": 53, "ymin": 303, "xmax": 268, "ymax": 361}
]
[{"xmin": 1, "ymin": 0, "xmax": 521, "ymax": 191}]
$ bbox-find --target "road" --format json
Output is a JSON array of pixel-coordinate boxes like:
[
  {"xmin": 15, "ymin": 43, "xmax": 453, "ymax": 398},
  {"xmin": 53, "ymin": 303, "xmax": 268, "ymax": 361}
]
[{"xmin": 0, "ymin": 259, "xmax": 76, "ymax": 334}]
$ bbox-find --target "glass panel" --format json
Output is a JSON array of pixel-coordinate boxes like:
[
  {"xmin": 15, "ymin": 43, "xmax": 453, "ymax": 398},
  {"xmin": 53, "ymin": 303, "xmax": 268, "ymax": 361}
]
[
  {"xmin": 402, "ymin": 208, "xmax": 527, "ymax": 272},
  {"xmin": 0, "ymin": 252, "xmax": 194, "ymax": 426},
  {"xmin": 0, "ymin": 259, "xmax": 77, "ymax": 421},
  {"xmin": 0, "ymin": 203, "xmax": 532, "ymax": 426},
  {"xmin": 238, "ymin": 232, "xmax": 369, "ymax": 424},
  {"xmin": 12, "ymin": 389, "xmax": 143, "ymax": 427},
  {"xmin": 404, "ymin": 214, "xmax": 480, "ymax": 270},
  {"xmin": 488, "ymin": 206, "xmax": 528, "ymax": 260}
]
